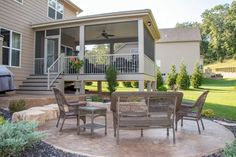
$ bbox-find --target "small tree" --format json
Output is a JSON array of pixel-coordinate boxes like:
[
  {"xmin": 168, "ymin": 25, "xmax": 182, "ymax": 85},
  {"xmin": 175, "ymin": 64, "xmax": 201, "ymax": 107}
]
[
  {"xmin": 176, "ymin": 63, "xmax": 190, "ymax": 90},
  {"xmin": 191, "ymin": 63, "xmax": 203, "ymax": 88},
  {"xmin": 166, "ymin": 65, "xmax": 177, "ymax": 89},
  {"xmin": 156, "ymin": 67, "xmax": 164, "ymax": 89},
  {"xmin": 105, "ymin": 65, "xmax": 118, "ymax": 95}
]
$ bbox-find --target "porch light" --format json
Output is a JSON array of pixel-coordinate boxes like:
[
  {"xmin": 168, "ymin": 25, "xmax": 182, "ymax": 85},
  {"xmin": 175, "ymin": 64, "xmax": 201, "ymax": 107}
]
[{"xmin": 147, "ymin": 21, "xmax": 151, "ymax": 26}]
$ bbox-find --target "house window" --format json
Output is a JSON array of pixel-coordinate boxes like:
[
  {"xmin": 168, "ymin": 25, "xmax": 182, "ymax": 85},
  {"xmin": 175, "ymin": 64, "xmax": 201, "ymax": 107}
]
[
  {"xmin": 48, "ymin": 0, "xmax": 64, "ymax": 20},
  {"xmin": 14, "ymin": 0, "xmax": 23, "ymax": 4},
  {"xmin": 0, "ymin": 27, "xmax": 21, "ymax": 67}
]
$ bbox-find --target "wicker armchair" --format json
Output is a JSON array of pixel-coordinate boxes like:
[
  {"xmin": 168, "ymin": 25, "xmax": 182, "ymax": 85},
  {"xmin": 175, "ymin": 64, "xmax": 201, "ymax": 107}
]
[
  {"xmin": 175, "ymin": 91, "xmax": 209, "ymax": 134},
  {"xmin": 53, "ymin": 88, "xmax": 86, "ymax": 131}
]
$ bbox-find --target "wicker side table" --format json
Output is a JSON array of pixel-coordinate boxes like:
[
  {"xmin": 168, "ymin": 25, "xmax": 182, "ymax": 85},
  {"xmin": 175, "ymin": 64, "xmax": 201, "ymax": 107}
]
[{"xmin": 77, "ymin": 106, "xmax": 107, "ymax": 135}]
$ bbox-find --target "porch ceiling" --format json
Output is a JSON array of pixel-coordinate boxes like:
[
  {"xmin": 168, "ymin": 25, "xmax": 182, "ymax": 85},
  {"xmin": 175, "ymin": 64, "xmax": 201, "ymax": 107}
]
[
  {"xmin": 31, "ymin": 9, "xmax": 160, "ymax": 40},
  {"xmin": 85, "ymin": 21, "xmax": 138, "ymax": 42}
]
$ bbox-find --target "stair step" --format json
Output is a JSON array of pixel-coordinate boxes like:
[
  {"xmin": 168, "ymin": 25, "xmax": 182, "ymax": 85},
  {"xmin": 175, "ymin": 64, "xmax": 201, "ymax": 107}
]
[
  {"xmin": 19, "ymin": 85, "xmax": 55, "ymax": 87},
  {"xmin": 16, "ymin": 89, "xmax": 53, "ymax": 95},
  {"xmin": 18, "ymin": 86, "xmax": 49, "ymax": 90}
]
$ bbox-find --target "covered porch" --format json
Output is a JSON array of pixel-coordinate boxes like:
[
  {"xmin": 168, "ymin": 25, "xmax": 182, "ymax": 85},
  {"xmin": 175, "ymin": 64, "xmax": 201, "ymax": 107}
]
[{"xmin": 32, "ymin": 10, "xmax": 160, "ymax": 93}]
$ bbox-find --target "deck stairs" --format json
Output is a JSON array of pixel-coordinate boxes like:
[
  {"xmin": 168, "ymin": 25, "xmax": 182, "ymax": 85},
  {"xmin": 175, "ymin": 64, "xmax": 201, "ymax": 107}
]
[{"xmin": 16, "ymin": 75, "xmax": 63, "ymax": 95}]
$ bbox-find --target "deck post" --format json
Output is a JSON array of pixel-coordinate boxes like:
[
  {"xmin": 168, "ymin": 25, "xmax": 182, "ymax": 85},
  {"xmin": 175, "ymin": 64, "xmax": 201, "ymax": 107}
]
[
  {"xmin": 151, "ymin": 81, "xmax": 157, "ymax": 91},
  {"xmin": 79, "ymin": 25, "xmax": 85, "ymax": 74},
  {"xmin": 147, "ymin": 81, "xmax": 152, "ymax": 92},
  {"xmin": 97, "ymin": 81, "xmax": 102, "ymax": 94},
  {"xmin": 0, "ymin": 35, "xmax": 3, "ymax": 65},
  {"xmin": 138, "ymin": 19, "xmax": 144, "ymax": 74},
  {"xmin": 138, "ymin": 80, "xmax": 144, "ymax": 91},
  {"xmin": 80, "ymin": 80, "xmax": 85, "ymax": 94}
]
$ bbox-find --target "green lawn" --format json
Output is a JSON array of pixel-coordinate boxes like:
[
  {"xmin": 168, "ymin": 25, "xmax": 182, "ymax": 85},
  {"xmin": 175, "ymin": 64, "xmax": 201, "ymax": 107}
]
[{"xmin": 85, "ymin": 79, "xmax": 236, "ymax": 120}]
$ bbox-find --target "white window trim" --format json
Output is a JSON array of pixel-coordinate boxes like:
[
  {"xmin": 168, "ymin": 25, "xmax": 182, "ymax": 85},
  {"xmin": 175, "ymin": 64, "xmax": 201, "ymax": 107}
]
[
  {"xmin": 0, "ymin": 26, "xmax": 22, "ymax": 68},
  {"xmin": 47, "ymin": 0, "xmax": 64, "ymax": 20},
  {"xmin": 14, "ymin": 0, "xmax": 23, "ymax": 5}
]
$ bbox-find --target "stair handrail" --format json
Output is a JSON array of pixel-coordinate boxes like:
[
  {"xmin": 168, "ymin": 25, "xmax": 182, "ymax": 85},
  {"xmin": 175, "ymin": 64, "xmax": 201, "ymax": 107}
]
[{"xmin": 47, "ymin": 53, "xmax": 64, "ymax": 90}]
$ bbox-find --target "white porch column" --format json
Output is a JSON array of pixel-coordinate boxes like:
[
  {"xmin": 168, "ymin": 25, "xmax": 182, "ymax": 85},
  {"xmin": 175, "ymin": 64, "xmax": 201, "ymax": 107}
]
[
  {"xmin": 147, "ymin": 81, "xmax": 152, "ymax": 92},
  {"xmin": 79, "ymin": 25, "xmax": 85, "ymax": 74},
  {"xmin": 97, "ymin": 81, "xmax": 102, "ymax": 94},
  {"xmin": 139, "ymin": 80, "xmax": 144, "ymax": 91},
  {"xmin": 138, "ymin": 19, "xmax": 144, "ymax": 73},
  {"xmin": 152, "ymin": 81, "xmax": 157, "ymax": 91},
  {"xmin": 0, "ymin": 35, "xmax": 3, "ymax": 65},
  {"xmin": 80, "ymin": 80, "xmax": 85, "ymax": 94}
]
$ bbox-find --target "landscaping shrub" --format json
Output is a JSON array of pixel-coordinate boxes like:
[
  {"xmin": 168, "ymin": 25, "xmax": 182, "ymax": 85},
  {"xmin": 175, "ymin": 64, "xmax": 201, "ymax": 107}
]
[
  {"xmin": 0, "ymin": 121, "xmax": 46, "ymax": 157},
  {"xmin": 176, "ymin": 63, "xmax": 190, "ymax": 90},
  {"xmin": 131, "ymin": 81, "xmax": 139, "ymax": 88},
  {"xmin": 9, "ymin": 99, "xmax": 26, "ymax": 114},
  {"xmin": 191, "ymin": 62, "xmax": 203, "ymax": 88},
  {"xmin": 122, "ymin": 81, "xmax": 132, "ymax": 88},
  {"xmin": 0, "ymin": 116, "xmax": 5, "ymax": 125},
  {"xmin": 85, "ymin": 81, "xmax": 93, "ymax": 86},
  {"xmin": 105, "ymin": 65, "xmax": 118, "ymax": 95},
  {"xmin": 223, "ymin": 140, "xmax": 236, "ymax": 157},
  {"xmin": 91, "ymin": 95, "xmax": 103, "ymax": 102},
  {"xmin": 201, "ymin": 109, "xmax": 215, "ymax": 118},
  {"xmin": 158, "ymin": 85, "xmax": 167, "ymax": 91},
  {"xmin": 156, "ymin": 67, "xmax": 164, "ymax": 89},
  {"xmin": 166, "ymin": 65, "xmax": 177, "ymax": 89}
]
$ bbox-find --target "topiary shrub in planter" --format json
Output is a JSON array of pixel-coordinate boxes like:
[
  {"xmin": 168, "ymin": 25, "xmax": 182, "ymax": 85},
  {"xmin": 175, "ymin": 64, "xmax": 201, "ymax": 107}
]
[
  {"xmin": 0, "ymin": 121, "xmax": 46, "ymax": 157},
  {"xmin": 176, "ymin": 63, "xmax": 190, "ymax": 90},
  {"xmin": 105, "ymin": 65, "xmax": 118, "ymax": 95},
  {"xmin": 223, "ymin": 140, "xmax": 236, "ymax": 157},
  {"xmin": 166, "ymin": 65, "xmax": 177, "ymax": 89},
  {"xmin": 191, "ymin": 63, "xmax": 203, "ymax": 88},
  {"xmin": 201, "ymin": 109, "xmax": 215, "ymax": 118},
  {"xmin": 122, "ymin": 82, "xmax": 132, "ymax": 88},
  {"xmin": 9, "ymin": 99, "xmax": 26, "ymax": 114}
]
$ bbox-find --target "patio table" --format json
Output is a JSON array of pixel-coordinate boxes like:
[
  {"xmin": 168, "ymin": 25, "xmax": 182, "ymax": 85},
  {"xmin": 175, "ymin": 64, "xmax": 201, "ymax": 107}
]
[{"xmin": 77, "ymin": 106, "xmax": 107, "ymax": 135}]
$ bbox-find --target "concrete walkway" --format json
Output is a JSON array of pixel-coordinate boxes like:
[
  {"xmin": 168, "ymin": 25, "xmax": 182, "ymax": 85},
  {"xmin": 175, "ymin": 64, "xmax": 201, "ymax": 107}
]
[{"xmin": 39, "ymin": 112, "xmax": 234, "ymax": 157}]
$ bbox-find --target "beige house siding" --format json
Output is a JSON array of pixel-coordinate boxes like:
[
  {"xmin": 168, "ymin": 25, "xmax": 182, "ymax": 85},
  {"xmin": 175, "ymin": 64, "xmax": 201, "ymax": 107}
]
[
  {"xmin": 155, "ymin": 42, "xmax": 201, "ymax": 76},
  {"xmin": 0, "ymin": 0, "xmax": 78, "ymax": 88},
  {"xmin": 114, "ymin": 42, "xmax": 138, "ymax": 54}
]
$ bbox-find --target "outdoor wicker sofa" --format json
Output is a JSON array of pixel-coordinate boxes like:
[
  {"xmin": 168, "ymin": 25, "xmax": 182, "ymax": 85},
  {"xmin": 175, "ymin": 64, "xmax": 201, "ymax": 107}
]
[{"xmin": 111, "ymin": 91, "xmax": 183, "ymax": 144}]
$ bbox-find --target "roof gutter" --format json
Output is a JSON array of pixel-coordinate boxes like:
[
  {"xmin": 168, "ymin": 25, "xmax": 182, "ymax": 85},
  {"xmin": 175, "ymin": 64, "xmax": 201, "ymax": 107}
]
[{"xmin": 32, "ymin": 11, "xmax": 150, "ymax": 28}]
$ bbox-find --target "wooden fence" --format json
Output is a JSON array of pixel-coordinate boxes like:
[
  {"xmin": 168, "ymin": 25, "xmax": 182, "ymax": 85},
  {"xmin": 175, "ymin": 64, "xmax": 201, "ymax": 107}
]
[{"xmin": 215, "ymin": 67, "xmax": 236, "ymax": 73}]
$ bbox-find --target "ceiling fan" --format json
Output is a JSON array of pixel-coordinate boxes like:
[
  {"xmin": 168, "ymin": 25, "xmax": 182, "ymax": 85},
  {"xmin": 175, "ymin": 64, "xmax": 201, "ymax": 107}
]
[{"xmin": 99, "ymin": 30, "xmax": 115, "ymax": 39}]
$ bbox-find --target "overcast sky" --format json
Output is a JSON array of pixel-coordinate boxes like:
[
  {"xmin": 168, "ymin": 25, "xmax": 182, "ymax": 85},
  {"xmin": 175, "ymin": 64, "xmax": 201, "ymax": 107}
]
[{"xmin": 71, "ymin": 0, "xmax": 234, "ymax": 28}]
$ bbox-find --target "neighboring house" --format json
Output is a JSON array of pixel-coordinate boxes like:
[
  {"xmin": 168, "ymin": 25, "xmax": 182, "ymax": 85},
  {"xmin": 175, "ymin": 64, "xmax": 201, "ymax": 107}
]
[
  {"xmin": 0, "ymin": 1, "xmax": 159, "ymax": 94},
  {"xmin": 0, "ymin": 0, "xmax": 82, "ymax": 92},
  {"xmin": 115, "ymin": 28, "xmax": 202, "ymax": 79},
  {"xmin": 156, "ymin": 28, "xmax": 202, "ymax": 78}
]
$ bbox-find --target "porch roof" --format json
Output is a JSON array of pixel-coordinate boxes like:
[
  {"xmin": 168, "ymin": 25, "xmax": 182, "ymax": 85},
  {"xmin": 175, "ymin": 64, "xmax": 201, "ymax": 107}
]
[{"xmin": 31, "ymin": 9, "xmax": 160, "ymax": 40}]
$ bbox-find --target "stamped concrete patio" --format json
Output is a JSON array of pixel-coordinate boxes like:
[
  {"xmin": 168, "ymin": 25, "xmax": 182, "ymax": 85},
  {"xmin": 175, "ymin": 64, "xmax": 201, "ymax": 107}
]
[{"xmin": 39, "ymin": 111, "xmax": 234, "ymax": 157}]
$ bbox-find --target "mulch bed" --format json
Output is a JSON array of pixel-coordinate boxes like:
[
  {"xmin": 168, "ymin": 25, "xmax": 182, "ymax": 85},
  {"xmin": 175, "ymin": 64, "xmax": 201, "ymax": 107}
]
[{"xmin": 1, "ymin": 108, "xmax": 235, "ymax": 157}]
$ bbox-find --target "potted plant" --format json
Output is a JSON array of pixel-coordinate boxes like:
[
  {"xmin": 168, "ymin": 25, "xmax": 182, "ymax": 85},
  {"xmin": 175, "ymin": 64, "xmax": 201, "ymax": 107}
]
[{"xmin": 70, "ymin": 56, "xmax": 84, "ymax": 94}]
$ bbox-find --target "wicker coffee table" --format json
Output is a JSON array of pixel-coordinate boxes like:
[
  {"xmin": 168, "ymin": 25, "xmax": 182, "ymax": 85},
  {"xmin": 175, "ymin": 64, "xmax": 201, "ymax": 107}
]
[{"xmin": 77, "ymin": 106, "xmax": 107, "ymax": 135}]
